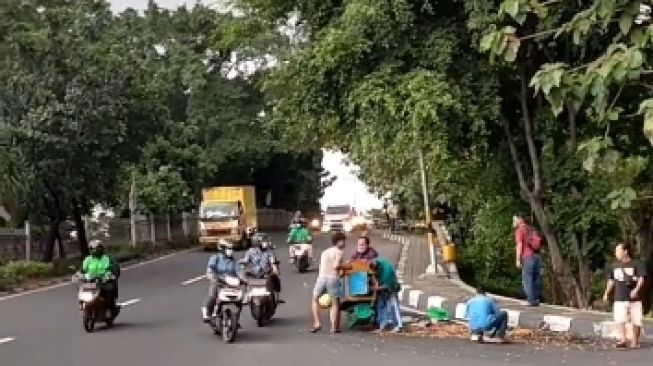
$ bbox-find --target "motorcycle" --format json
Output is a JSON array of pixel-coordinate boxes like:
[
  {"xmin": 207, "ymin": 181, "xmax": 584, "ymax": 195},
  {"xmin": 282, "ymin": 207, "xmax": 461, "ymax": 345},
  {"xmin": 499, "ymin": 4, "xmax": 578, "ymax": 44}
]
[
  {"xmin": 74, "ymin": 273, "xmax": 119, "ymax": 333},
  {"xmin": 289, "ymin": 242, "xmax": 313, "ymax": 273},
  {"xmin": 204, "ymin": 274, "xmax": 246, "ymax": 343},
  {"xmin": 240, "ymin": 264, "xmax": 277, "ymax": 327}
]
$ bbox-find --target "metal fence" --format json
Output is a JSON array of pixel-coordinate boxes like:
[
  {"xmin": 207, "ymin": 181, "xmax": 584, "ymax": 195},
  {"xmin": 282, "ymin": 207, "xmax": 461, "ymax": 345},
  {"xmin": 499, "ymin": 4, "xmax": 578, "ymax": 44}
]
[{"xmin": 0, "ymin": 208, "xmax": 293, "ymax": 262}]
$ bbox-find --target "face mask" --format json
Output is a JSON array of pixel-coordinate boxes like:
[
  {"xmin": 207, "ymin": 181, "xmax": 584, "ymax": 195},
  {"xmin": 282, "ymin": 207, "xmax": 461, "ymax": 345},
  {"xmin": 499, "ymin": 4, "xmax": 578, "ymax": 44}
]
[
  {"xmin": 262, "ymin": 241, "xmax": 270, "ymax": 249},
  {"xmin": 224, "ymin": 248, "xmax": 234, "ymax": 257}
]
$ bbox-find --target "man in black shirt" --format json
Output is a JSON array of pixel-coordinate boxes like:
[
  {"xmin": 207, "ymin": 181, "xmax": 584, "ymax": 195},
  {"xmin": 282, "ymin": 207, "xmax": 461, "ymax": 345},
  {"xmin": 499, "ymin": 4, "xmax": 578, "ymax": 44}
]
[{"xmin": 603, "ymin": 242, "xmax": 645, "ymax": 348}]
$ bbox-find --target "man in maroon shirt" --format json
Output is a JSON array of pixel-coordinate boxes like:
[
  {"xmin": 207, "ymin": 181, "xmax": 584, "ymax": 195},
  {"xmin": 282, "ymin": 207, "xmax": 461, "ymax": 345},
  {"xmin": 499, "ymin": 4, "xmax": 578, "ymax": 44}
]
[
  {"xmin": 513, "ymin": 215, "xmax": 540, "ymax": 307},
  {"xmin": 350, "ymin": 236, "xmax": 379, "ymax": 262}
]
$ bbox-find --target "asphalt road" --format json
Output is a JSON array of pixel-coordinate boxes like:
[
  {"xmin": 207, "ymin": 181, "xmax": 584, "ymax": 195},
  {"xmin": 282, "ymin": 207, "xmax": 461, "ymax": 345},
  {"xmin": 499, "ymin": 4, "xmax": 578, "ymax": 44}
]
[{"xmin": 0, "ymin": 232, "xmax": 650, "ymax": 366}]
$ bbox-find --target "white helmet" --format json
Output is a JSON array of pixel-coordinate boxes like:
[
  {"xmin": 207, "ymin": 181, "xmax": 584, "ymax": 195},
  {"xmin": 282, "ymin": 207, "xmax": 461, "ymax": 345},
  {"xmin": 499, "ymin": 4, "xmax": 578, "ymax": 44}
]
[{"xmin": 89, "ymin": 240, "xmax": 103, "ymax": 249}]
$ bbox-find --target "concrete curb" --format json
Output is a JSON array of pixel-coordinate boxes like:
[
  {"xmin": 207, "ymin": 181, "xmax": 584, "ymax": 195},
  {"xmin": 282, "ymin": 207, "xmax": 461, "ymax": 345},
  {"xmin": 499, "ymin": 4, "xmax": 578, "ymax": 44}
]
[{"xmin": 377, "ymin": 231, "xmax": 651, "ymax": 340}]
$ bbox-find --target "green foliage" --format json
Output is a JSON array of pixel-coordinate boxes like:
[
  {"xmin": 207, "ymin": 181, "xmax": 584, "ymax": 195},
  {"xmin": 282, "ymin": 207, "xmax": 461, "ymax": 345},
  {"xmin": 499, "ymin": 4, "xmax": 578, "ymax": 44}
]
[
  {"xmin": 459, "ymin": 195, "xmax": 522, "ymax": 296},
  {"xmin": 231, "ymin": 0, "xmax": 653, "ymax": 307}
]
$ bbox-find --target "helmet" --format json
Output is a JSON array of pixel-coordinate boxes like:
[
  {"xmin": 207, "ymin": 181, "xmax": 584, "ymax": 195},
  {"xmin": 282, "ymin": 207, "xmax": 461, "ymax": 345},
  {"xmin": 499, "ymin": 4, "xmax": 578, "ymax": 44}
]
[
  {"xmin": 224, "ymin": 247, "xmax": 234, "ymax": 258},
  {"xmin": 318, "ymin": 293, "xmax": 332, "ymax": 309},
  {"xmin": 89, "ymin": 240, "xmax": 103, "ymax": 249}
]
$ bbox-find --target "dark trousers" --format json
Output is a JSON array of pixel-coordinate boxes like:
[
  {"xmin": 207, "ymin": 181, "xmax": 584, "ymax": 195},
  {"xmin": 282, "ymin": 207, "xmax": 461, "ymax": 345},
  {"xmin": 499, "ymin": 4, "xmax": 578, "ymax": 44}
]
[
  {"xmin": 100, "ymin": 280, "xmax": 118, "ymax": 310},
  {"xmin": 206, "ymin": 282, "xmax": 220, "ymax": 315},
  {"xmin": 488, "ymin": 311, "xmax": 509, "ymax": 338}
]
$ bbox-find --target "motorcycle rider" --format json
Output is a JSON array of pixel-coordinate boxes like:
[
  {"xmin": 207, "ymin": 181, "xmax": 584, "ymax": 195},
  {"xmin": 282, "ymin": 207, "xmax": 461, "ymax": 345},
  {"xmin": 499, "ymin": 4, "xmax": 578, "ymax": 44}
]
[
  {"xmin": 289, "ymin": 210, "xmax": 304, "ymax": 227},
  {"xmin": 202, "ymin": 244, "xmax": 239, "ymax": 322},
  {"xmin": 80, "ymin": 240, "xmax": 120, "ymax": 313},
  {"xmin": 287, "ymin": 219, "xmax": 313, "ymax": 263},
  {"xmin": 241, "ymin": 235, "xmax": 284, "ymax": 304}
]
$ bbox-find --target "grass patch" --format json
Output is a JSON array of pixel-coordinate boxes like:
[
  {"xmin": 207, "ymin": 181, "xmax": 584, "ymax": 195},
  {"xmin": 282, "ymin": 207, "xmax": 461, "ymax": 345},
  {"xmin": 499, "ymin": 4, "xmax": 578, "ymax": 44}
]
[{"xmin": 0, "ymin": 240, "xmax": 196, "ymax": 292}]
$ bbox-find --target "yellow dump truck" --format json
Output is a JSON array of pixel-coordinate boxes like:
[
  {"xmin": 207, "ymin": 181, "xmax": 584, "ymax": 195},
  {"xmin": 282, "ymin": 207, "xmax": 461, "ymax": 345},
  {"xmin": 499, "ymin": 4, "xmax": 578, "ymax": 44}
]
[{"xmin": 199, "ymin": 186, "xmax": 257, "ymax": 250}]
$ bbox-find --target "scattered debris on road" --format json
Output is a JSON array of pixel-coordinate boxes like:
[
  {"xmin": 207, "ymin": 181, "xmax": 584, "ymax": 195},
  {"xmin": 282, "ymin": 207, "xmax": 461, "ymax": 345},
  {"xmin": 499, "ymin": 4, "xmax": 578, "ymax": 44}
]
[{"xmin": 376, "ymin": 320, "xmax": 615, "ymax": 351}]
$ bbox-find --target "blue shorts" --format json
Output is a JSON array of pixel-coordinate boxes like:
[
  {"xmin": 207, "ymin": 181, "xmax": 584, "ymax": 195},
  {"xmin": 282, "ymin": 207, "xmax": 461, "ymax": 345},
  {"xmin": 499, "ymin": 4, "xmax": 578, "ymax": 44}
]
[{"xmin": 312, "ymin": 276, "xmax": 342, "ymax": 299}]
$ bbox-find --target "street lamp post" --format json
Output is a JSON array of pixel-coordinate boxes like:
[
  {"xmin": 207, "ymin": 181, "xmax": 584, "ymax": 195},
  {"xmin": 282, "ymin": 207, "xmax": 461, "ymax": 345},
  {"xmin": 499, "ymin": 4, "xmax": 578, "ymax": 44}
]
[{"xmin": 418, "ymin": 149, "xmax": 438, "ymax": 275}]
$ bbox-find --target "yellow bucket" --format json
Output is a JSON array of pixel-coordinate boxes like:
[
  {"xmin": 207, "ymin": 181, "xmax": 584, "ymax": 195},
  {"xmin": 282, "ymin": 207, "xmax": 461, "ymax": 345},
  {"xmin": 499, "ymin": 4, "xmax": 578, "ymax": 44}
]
[{"xmin": 442, "ymin": 244, "xmax": 456, "ymax": 263}]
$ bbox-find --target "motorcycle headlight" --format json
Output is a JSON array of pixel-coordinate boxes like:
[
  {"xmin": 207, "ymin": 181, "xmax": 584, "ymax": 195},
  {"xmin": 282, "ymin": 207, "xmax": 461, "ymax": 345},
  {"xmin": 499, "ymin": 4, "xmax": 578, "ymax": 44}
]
[
  {"xmin": 224, "ymin": 276, "xmax": 240, "ymax": 287},
  {"xmin": 78, "ymin": 291, "xmax": 95, "ymax": 302}
]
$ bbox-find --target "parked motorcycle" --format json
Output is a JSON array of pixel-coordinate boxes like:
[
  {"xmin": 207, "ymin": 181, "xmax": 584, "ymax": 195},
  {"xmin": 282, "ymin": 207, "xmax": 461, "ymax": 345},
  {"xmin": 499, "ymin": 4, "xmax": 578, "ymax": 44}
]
[
  {"xmin": 204, "ymin": 274, "xmax": 246, "ymax": 343},
  {"xmin": 74, "ymin": 273, "xmax": 119, "ymax": 333},
  {"xmin": 289, "ymin": 242, "xmax": 313, "ymax": 273}
]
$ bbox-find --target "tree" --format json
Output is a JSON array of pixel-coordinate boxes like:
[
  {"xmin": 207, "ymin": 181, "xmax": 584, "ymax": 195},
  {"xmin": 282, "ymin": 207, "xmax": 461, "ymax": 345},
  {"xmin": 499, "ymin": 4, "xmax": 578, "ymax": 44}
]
[
  {"xmin": 231, "ymin": 0, "xmax": 650, "ymax": 307},
  {"xmin": 0, "ymin": 0, "xmax": 167, "ymax": 259},
  {"xmin": 478, "ymin": 0, "xmax": 653, "ymax": 308}
]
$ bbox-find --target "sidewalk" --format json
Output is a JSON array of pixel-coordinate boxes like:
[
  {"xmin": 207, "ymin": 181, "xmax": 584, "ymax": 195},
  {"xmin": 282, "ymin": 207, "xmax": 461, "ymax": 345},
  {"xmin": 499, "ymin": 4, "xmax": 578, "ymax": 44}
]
[{"xmin": 377, "ymin": 229, "xmax": 653, "ymax": 340}]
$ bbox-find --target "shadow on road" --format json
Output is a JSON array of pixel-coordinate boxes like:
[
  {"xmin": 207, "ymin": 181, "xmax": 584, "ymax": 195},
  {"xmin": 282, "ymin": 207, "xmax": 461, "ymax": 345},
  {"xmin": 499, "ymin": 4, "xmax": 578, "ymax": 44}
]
[
  {"xmin": 267, "ymin": 316, "xmax": 307, "ymax": 328},
  {"xmin": 105, "ymin": 321, "xmax": 165, "ymax": 331}
]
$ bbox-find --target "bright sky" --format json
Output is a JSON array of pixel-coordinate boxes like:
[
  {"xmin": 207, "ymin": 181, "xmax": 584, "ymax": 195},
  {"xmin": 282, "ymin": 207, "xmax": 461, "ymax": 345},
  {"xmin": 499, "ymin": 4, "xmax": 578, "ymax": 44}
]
[{"xmin": 109, "ymin": 0, "xmax": 383, "ymax": 211}]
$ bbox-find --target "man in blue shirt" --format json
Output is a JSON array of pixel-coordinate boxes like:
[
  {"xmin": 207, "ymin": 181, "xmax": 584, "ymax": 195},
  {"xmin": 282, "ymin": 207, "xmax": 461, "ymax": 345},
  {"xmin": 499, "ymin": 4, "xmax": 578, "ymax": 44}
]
[
  {"xmin": 464, "ymin": 288, "xmax": 509, "ymax": 343},
  {"xmin": 202, "ymin": 247, "xmax": 238, "ymax": 322}
]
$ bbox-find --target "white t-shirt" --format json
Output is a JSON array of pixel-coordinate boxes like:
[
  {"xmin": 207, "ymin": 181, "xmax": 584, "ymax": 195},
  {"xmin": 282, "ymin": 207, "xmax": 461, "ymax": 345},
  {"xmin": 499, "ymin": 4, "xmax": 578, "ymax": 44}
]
[{"xmin": 318, "ymin": 246, "xmax": 343, "ymax": 278}]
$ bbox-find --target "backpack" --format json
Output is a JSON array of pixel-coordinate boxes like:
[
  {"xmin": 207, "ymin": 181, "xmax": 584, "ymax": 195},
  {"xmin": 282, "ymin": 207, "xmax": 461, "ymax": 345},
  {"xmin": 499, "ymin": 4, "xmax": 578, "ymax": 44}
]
[{"xmin": 526, "ymin": 226, "xmax": 542, "ymax": 253}]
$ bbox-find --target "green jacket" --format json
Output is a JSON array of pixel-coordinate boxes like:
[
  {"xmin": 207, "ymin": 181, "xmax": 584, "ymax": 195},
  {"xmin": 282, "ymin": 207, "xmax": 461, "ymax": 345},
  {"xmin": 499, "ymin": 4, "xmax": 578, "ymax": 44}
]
[
  {"xmin": 82, "ymin": 254, "xmax": 115, "ymax": 280},
  {"xmin": 374, "ymin": 257, "xmax": 401, "ymax": 293},
  {"xmin": 287, "ymin": 227, "xmax": 312, "ymax": 244}
]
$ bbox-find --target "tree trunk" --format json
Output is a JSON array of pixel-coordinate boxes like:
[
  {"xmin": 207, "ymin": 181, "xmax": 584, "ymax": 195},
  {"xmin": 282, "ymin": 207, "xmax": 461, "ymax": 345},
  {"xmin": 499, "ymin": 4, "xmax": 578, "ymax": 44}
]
[
  {"xmin": 41, "ymin": 218, "xmax": 59, "ymax": 262},
  {"xmin": 55, "ymin": 228, "xmax": 65, "ymax": 259},
  {"xmin": 72, "ymin": 199, "xmax": 89, "ymax": 257},
  {"xmin": 528, "ymin": 195, "xmax": 585, "ymax": 307},
  {"xmin": 635, "ymin": 211, "xmax": 653, "ymax": 313}
]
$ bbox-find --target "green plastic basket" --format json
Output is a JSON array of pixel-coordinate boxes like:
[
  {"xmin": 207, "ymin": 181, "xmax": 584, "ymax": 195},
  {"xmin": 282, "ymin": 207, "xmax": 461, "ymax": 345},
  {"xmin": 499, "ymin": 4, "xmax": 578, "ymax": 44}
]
[
  {"xmin": 348, "ymin": 303, "xmax": 374, "ymax": 328},
  {"xmin": 426, "ymin": 306, "xmax": 450, "ymax": 322}
]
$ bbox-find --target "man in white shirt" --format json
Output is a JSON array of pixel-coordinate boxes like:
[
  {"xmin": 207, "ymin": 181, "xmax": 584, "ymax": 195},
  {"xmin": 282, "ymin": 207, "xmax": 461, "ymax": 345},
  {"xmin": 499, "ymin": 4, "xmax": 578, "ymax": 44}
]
[{"xmin": 310, "ymin": 231, "xmax": 346, "ymax": 334}]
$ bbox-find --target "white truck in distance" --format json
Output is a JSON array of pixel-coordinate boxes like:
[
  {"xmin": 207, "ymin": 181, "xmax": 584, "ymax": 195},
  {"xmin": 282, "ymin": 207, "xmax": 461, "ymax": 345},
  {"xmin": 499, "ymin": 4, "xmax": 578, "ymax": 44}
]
[{"xmin": 321, "ymin": 205, "xmax": 354, "ymax": 233}]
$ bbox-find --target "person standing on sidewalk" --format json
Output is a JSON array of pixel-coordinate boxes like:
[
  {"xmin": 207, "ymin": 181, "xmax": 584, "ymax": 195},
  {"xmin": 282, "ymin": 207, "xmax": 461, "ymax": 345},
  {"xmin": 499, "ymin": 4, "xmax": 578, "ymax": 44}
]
[
  {"xmin": 603, "ymin": 242, "xmax": 646, "ymax": 349},
  {"xmin": 465, "ymin": 288, "xmax": 509, "ymax": 343},
  {"xmin": 513, "ymin": 215, "xmax": 542, "ymax": 307},
  {"xmin": 388, "ymin": 201, "xmax": 399, "ymax": 233}
]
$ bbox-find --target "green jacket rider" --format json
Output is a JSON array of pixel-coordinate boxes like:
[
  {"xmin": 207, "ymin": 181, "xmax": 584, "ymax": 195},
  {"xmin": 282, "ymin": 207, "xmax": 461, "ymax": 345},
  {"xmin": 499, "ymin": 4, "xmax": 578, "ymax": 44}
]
[
  {"xmin": 81, "ymin": 240, "xmax": 119, "ymax": 310},
  {"xmin": 287, "ymin": 224, "xmax": 312, "ymax": 244}
]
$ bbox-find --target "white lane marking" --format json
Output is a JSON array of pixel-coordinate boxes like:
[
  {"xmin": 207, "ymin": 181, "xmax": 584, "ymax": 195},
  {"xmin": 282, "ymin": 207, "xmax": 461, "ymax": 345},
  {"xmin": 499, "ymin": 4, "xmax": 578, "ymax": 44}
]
[
  {"xmin": 0, "ymin": 337, "xmax": 15, "ymax": 345},
  {"xmin": 182, "ymin": 275, "xmax": 206, "ymax": 286},
  {"xmin": 118, "ymin": 298, "xmax": 142, "ymax": 307},
  {"xmin": 0, "ymin": 248, "xmax": 197, "ymax": 302}
]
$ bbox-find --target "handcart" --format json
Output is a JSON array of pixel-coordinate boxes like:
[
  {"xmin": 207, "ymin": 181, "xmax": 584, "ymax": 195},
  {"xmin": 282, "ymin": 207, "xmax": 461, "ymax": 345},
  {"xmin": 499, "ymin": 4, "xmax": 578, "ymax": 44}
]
[{"xmin": 340, "ymin": 260, "xmax": 379, "ymax": 330}]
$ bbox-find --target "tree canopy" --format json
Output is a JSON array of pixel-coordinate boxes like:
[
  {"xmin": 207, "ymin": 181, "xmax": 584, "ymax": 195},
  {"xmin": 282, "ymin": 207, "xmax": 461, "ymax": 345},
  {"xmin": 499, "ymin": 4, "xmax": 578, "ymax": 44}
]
[
  {"xmin": 230, "ymin": 0, "xmax": 653, "ymax": 308},
  {"xmin": 0, "ymin": 0, "xmax": 326, "ymax": 260}
]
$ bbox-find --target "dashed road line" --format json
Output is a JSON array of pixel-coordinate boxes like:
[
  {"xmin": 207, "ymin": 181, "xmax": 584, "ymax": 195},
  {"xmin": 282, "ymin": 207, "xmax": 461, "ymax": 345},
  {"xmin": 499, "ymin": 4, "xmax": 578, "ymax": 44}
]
[
  {"xmin": 181, "ymin": 275, "xmax": 206, "ymax": 286},
  {"xmin": 0, "ymin": 337, "xmax": 15, "ymax": 345},
  {"xmin": 118, "ymin": 298, "xmax": 142, "ymax": 307}
]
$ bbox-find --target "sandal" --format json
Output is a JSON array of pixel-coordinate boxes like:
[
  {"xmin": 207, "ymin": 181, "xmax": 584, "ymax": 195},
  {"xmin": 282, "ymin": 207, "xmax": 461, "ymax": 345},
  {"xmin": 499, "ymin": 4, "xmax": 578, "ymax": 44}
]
[
  {"xmin": 330, "ymin": 329, "xmax": 341, "ymax": 334},
  {"xmin": 310, "ymin": 326, "xmax": 321, "ymax": 333}
]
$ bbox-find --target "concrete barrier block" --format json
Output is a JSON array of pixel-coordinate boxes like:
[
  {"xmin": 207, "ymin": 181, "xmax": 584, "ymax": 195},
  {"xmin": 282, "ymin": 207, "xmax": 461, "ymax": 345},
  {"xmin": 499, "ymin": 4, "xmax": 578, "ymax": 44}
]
[
  {"xmin": 427, "ymin": 295, "xmax": 446, "ymax": 309},
  {"xmin": 542, "ymin": 315, "xmax": 572, "ymax": 332},
  {"xmin": 504, "ymin": 309, "xmax": 521, "ymax": 328},
  {"xmin": 408, "ymin": 289, "xmax": 424, "ymax": 307},
  {"xmin": 594, "ymin": 321, "xmax": 641, "ymax": 340},
  {"xmin": 454, "ymin": 303, "xmax": 467, "ymax": 320}
]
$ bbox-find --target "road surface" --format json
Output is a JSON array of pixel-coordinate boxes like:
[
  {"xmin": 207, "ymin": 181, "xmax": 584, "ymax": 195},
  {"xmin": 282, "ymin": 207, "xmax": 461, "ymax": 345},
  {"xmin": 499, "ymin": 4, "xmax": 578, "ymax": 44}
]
[{"xmin": 0, "ymin": 232, "xmax": 649, "ymax": 365}]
